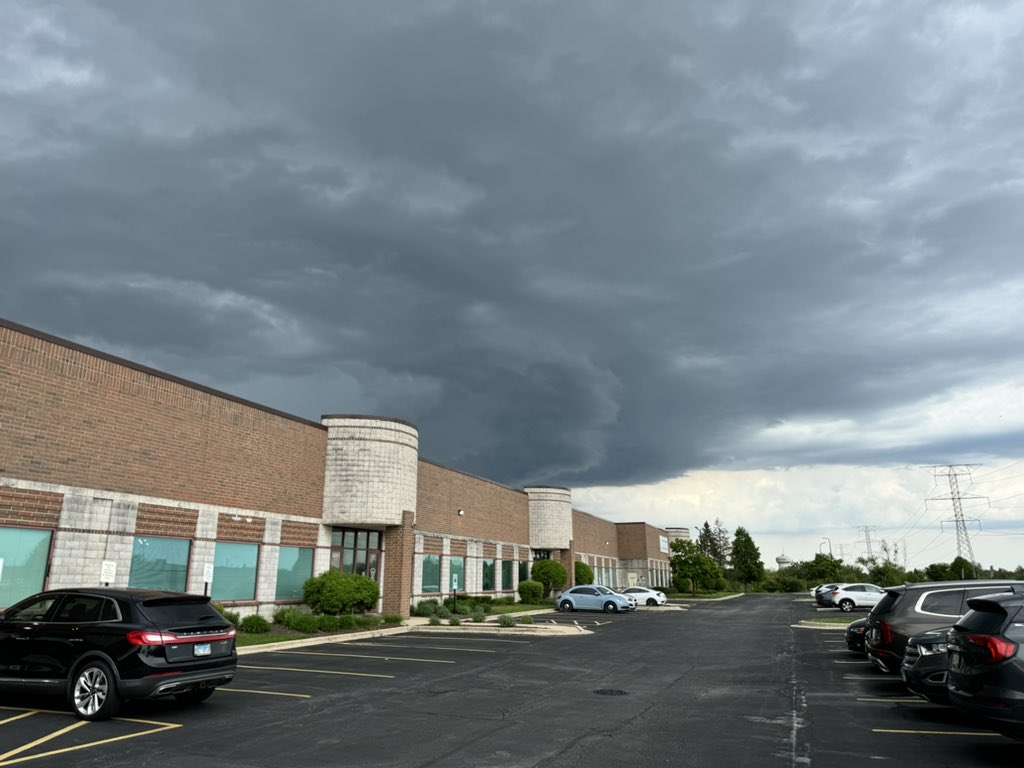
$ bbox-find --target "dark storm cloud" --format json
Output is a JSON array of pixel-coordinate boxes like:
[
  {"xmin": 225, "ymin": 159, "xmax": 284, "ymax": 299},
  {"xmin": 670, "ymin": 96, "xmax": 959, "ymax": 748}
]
[{"xmin": 3, "ymin": 0, "xmax": 1024, "ymax": 487}]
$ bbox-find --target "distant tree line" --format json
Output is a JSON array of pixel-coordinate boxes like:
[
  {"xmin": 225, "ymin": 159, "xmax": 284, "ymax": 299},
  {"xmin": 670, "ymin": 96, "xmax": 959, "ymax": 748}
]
[{"xmin": 669, "ymin": 522, "xmax": 1024, "ymax": 595}]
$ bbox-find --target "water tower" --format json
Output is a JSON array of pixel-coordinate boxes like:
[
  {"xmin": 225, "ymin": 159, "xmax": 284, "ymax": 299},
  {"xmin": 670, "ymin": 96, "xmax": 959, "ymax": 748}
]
[{"xmin": 775, "ymin": 554, "xmax": 792, "ymax": 571}]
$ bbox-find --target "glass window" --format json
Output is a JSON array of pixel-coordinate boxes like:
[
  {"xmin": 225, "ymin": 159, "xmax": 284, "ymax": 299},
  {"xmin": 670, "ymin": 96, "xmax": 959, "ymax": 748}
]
[
  {"xmin": 129, "ymin": 536, "xmax": 190, "ymax": 592},
  {"xmin": 422, "ymin": 555, "xmax": 441, "ymax": 593},
  {"xmin": 330, "ymin": 528, "xmax": 382, "ymax": 582},
  {"xmin": 518, "ymin": 561, "xmax": 529, "ymax": 582},
  {"xmin": 0, "ymin": 527, "xmax": 52, "ymax": 607},
  {"xmin": 4, "ymin": 593, "xmax": 59, "ymax": 621},
  {"xmin": 919, "ymin": 589, "xmax": 964, "ymax": 616},
  {"xmin": 450, "ymin": 557, "xmax": 465, "ymax": 592},
  {"xmin": 502, "ymin": 560, "xmax": 513, "ymax": 590},
  {"xmin": 276, "ymin": 547, "xmax": 313, "ymax": 599},
  {"xmin": 482, "ymin": 559, "xmax": 495, "ymax": 591},
  {"xmin": 212, "ymin": 542, "xmax": 259, "ymax": 601}
]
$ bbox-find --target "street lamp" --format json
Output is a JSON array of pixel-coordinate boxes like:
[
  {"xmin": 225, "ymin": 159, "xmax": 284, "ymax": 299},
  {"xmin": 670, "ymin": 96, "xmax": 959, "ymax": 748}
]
[{"xmin": 820, "ymin": 537, "xmax": 832, "ymax": 557}]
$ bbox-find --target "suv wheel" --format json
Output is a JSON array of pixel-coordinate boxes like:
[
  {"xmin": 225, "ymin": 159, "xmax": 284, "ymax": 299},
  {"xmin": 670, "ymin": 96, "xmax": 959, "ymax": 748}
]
[
  {"xmin": 838, "ymin": 599, "xmax": 855, "ymax": 612},
  {"xmin": 71, "ymin": 660, "xmax": 121, "ymax": 721}
]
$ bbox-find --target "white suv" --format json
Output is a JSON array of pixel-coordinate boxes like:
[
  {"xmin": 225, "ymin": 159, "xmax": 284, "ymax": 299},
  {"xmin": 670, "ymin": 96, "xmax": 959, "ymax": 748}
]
[{"xmin": 830, "ymin": 583, "xmax": 886, "ymax": 612}]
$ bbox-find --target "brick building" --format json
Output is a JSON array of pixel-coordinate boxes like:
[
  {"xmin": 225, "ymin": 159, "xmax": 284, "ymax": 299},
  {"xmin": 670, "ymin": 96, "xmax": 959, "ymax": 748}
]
[{"xmin": 0, "ymin": 318, "xmax": 677, "ymax": 617}]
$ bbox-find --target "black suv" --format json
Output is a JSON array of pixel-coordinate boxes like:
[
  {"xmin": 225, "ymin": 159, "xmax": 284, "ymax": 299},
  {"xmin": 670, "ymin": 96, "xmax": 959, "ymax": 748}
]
[
  {"xmin": 0, "ymin": 588, "xmax": 237, "ymax": 720},
  {"xmin": 947, "ymin": 590, "xmax": 1024, "ymax": 740},
  {"xmin": 864, "ymin": 580, "xmax": 1024, "ymax": 673}
]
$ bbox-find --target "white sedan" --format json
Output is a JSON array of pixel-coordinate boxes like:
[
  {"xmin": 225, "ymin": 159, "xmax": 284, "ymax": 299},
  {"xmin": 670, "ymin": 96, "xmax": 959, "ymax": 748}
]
[{"xmin": 619, "ymin": 587, "xmax": 668, "ymax": 606}]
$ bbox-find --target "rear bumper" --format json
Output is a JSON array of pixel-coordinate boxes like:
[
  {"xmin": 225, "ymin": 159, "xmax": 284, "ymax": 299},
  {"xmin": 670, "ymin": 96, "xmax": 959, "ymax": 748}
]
[{"xmin": 119, "ymin": 665, "xmax": 236, "ymax": 700}]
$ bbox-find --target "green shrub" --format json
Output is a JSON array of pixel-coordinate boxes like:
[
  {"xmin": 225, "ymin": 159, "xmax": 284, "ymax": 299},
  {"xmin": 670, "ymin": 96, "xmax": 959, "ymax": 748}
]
[
  {"xmin": 239, "ymin": 614, "xmax": 270, "ymax": 633},
  {"xmin": 303, "ymin": 570, "xmax": 380, "ymax": 614},
  {"xmin": 283, "ymin": 612, "xmax": 321, "ymax": 633},
  {"xmin": 436, "ymin": 606, "xmax": 452, "ymax": 620},
  {"xmin": 498, "ymin": 614, "xmax": 516, "ymax": 628},
  {"xmin": 383, "ymin": 614, "xmax": 403, "ymax": 626},
  {"xmin": 575, "ymin": 561, "xmax": 595, "ymax": 585},
  {"xmin": 273, "ymin": 607, "xmax": 303, "ymax": 624},
  {"xmin": 454, "ymin": 600, "xmax": 473, "ymax": 616},
  {"xmin": 317, "ymin": 615, "xmax": 343, "ymax": 633},
  {"xmin": 448, "ymin": 616, "xmax": 461, "ymax": 626},
  {"xmin": 413, "ymin": 600, "xmax": 440, "ymax": 617},
  {"xmin": 519, "ymin": 615, "xmax": 534, "ymax": 625},
  {"xmin": 518, "ymin": 580, "xmax": 544, "ymax": 603},
  {"xmin": 531, "ymin": 560, "xmax": 568, "ymax": 597},
  {"xmin": 776, "ymin": 575, "xmax": 806, "ymax": 593},
  {"xmin": 472, "ymin": 610, "xmax": 486, "ymax": 623},
  {"xmin": 213, "ymin": 603, "xmax": 241, "ymax": 626},
  {"xmin": 355, "ymin": 615, "xmax": 381, "ymax": 630},
  {"xmin": 428, "ymin": 616, "xmax": 442, "ymax": 626},
  {"xmin": 337, "ymin": 614, "xmax": 358, "ymax": 630}
]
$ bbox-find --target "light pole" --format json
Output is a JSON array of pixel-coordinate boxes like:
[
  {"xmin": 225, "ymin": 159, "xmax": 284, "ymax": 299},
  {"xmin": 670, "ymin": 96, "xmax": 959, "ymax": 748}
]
[{"xmin": 821, "ymin": 537, "xmax": 832, "ymax": 557}]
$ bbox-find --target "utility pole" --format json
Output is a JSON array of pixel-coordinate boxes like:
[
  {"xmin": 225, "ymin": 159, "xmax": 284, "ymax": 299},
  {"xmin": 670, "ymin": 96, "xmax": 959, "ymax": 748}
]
[
  {"xmin": 856, "ymin": 526, "xmax": 877, "ymax": 559},
  {"xmin": 927, "ymin": 465, "xmax": 984, "ymax": 576}
]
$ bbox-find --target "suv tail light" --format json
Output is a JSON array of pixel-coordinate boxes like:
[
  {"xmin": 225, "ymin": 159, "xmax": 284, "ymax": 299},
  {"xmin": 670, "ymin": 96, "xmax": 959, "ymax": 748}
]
[
  {"xmin": 880, "ymin": 621, "xmax": 893, "ymax": 645},
  {"xmin": 127, "ymin": 628, "xmax": 236, "ymax": 646},
  {"xmin": 965, "ymin": 635, "xmax": 1018, "ymax": 664}
]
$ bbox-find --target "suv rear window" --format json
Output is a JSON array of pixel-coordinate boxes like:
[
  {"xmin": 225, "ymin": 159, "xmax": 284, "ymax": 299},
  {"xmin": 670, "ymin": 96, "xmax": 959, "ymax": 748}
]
[
  {"xmin": 138, "ymin": 597, "xmax": 224, "ymax": 626},
  {"xmin": 955, "ymin": 604, "xmax": 1008, "ymax": 635},
  {"xmin": 870, "ymin": 591, "xmax": 901, "ymax": 617}
]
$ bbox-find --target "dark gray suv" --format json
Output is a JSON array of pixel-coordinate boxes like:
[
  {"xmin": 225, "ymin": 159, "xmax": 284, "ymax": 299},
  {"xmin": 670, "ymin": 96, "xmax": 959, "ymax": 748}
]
[{"xmin": 864, "ymin": 580, "xmax": 1024, "ymax": 673}]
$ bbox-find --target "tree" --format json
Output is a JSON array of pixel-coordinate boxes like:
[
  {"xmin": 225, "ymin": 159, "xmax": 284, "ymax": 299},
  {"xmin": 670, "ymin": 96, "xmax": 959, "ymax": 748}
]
[
  {"xmin": 697, "ymin": 518, "xmax": 731, "ymax": 570},
  {"xmin": 803, "ymin": 553, "xmax": 842, "ymax": 582},
  {"xmin": 531, "ymin": 559, "xmax": 568, "ymax": 598},
  {"xmin": 575, "ymin": 561, "xmax": 594, "ymax": 585},
  {"xmin": 949, "ymin": 556, "xmax": 977, "ymax": 580},
  {"xmin": 670, "ymin": 539, "xmax": 722, "ymax": 595},
  {"xmin": 731, "ymin": 527, "xmax": 764, "ymax": 587}
]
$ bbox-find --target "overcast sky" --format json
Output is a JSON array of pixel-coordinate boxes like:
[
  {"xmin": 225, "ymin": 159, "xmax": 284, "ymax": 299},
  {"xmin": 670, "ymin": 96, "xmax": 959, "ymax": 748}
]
[{"xmin": 3, "ymin": 1, "xmax": 1023, "ymax": 568}]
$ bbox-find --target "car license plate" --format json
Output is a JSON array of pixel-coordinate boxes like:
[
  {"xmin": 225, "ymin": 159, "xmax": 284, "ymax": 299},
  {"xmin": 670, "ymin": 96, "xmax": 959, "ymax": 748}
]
[{"xmin": 194, "ymin": 643, "xmax": 212, "ymax": 657}]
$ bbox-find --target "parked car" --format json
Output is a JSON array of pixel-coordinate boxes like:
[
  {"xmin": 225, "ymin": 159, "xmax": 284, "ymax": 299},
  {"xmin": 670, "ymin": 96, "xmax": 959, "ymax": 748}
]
[
  {"xmin": 865, "ymin": 579, "xmax": 1024, "ymax": 673},
  {"xmin": 0, "ymin": 588, "xmax": 237, "ymax": 720},
  {"xmin": 557, "ymin": 585, "xmax": 634, "ymax": 613},
  {"xmin": 814, "ymin": 583, "xmax": 846, "ymax": 607},
  {"xmin": 846, "ymin": 617, "xmax": 868, "ymax": 654},
  {"xmin": 830, "ymin": 583, "xmax": 886, "ymax": 612},
  {"xmin": 900, "ymin": 626, "xmax": 953, "ymax": 704},
  {"xmin": 619, "ymin": 587, "xmax": 668, "ymax": 606},
  {"xmin": 947, "ymin": 590, "xmax": 1024, "ymax": 740}
]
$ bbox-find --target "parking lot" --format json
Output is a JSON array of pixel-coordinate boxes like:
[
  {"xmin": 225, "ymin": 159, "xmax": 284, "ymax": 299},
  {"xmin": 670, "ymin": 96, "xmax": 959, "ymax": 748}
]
[{"xmin": 0, "ymin": 597, "xmax": 1019, "ymax": 767}]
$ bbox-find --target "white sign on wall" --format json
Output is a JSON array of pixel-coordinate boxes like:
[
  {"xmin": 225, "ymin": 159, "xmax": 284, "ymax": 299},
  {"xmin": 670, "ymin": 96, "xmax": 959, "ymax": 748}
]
[
  {"xmin": 0, "ymin": 557, "xmax": 4, "ymax": 583},
  {"xmin": 659, "ymin": 536, "xmax": 669, "ymax": 554},
  {"xmin": 100, "ymin": 560, "xmax": 117, "ymax": 584},
  {"xmin": 203, "ymin": 563, "xmax": 215, "ymax": 583}
]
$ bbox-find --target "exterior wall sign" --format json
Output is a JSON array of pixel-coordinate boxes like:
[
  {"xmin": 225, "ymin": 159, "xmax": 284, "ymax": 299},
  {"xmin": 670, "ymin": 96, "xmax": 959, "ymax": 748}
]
[{"xmin": 659, "ymin": 535, "xmax": 669, "ymax": 554}]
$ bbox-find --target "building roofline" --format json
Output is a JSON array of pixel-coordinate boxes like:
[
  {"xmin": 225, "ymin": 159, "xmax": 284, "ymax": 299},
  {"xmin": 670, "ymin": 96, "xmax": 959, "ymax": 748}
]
[
  {"xmin": 320, "ymin": 414, "xmax": 419, "ymax": 430},
  {"xmin": 0, "ymin": 316, "xmax": 325, "ymax": 430},
  {"xmin": 417, "ymin": 457, "xmax": 528, "ymax": 496}
]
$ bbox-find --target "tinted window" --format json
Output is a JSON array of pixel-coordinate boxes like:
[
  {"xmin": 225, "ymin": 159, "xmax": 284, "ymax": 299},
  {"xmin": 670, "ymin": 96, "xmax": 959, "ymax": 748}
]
[
  {"xmin": 848, "ymin": 585, "xmax": 864, "ymax": 592},
  {"xmin": 4, "ymin": 594, "xmax": 59, "ymax": 621},
  {"xmin": 138, "ymin": 597, "xmax": 223, "ymax": 626},
  {"xmin": 955, "ymin": 605, "xmax": 1008, "ymax": 635},
  {"xmin": 919, "ymin": 589, "xmax": 963, "ymax": 616},
  {"xmin": 870, "ymin": 591, "xmax": 901, "ymax": 617},
  {"xmin": 53, "ymin": 595, "xmax": 112, "ymax": 622},
  {"xmin": 576, "ymin": 587, "xmax": 597, "ymax": 596}
]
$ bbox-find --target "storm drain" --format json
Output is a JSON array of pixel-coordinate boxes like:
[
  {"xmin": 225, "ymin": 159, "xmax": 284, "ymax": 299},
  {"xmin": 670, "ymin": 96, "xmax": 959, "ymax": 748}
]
[{"xmin": 593, "ymin": 689, "xmax": 629, "ymax": 696}]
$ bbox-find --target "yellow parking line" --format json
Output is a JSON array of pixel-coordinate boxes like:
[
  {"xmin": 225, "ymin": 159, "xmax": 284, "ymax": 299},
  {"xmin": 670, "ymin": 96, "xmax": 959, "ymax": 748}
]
[
  {"xmin": 0, "ymin": 720, "xmax": 88, "ymax": 762},
  {"xmin": 239, "ymin": 664, "xmax": 394, "ymax": 679},
  {"xmin": 346, "ymin": 642, "xmax": 496, "ymax": 654},
  {"xmin": 0, "ymin": 712, "xmax": 36, "ymax": 727},
  {"xmin": 873, "ymin": 728, "xmax": 1001, "ymax": 737},
  {"xmin": 272, "ymin": 650, "xmax": 454, "ymax": 664},
  {"xmin": 0, "ymin": 719, "xmax": 180, "ymax": 767},
  {"xmin": 219, "ymin": 688, "xmax": 312, "ymax": 698}
]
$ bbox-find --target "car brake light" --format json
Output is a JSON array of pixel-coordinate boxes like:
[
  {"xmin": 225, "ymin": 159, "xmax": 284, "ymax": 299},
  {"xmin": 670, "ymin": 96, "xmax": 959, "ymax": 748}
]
[
  {"xmin": 127, "ymin": 628, "xmax": 236, "ymax": 646},
  {"xmin": 965, "ymin": 635, "xmax": 1019, "ymax": 664},
  {"xmin": 880, "ymin": 621, "xmax": 893, "ymax": 645}
]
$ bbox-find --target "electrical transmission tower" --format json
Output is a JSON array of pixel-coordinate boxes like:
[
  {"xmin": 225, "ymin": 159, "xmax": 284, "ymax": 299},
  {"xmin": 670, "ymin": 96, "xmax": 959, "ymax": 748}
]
[
  {"xmin": 856, "ymin": 526, "xmax": 877, "ymax": 559},
  {"xmin": 927, "ymin": 465, "xmax": 985, "ymax": 574}
]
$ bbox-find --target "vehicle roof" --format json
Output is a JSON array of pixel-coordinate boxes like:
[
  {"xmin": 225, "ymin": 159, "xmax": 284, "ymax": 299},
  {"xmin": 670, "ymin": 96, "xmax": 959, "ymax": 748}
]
[
  {"xmin": 32, "ymin": 587, "xmax": 207, "ymax": 601},
  {"xmin": 887, "ymin": 579, "xmax": 1024, "ymax": 593}
]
